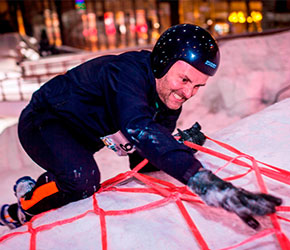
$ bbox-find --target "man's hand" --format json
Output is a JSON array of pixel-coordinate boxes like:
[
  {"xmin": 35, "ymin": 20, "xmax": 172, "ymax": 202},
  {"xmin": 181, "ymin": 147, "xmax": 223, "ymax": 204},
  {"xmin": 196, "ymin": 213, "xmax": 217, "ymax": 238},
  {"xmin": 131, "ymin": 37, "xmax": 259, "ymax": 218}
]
[
  {"xmin": 176, "ymin": 122, "xmax": 206, "ymax": 152},
  {"xmin": 187, "ymin": 169, "xmax": 282, "ymax": 229}
]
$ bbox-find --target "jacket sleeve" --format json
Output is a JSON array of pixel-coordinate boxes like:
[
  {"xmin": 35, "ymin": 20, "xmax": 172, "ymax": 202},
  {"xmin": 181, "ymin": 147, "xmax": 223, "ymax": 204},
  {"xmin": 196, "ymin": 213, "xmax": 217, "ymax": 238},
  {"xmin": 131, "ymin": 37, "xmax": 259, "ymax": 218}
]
[{"xmin": 102, "ymin": 62, "xmax": 202, "ymax": 184}]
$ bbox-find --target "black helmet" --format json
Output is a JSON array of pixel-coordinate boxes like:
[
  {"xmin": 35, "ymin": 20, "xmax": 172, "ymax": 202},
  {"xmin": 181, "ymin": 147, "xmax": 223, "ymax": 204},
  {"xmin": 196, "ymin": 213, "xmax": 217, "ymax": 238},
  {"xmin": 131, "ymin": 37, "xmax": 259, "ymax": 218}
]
[{"xmin": 151, "ymin": 24, "xmax": 220, "ymax": 78}]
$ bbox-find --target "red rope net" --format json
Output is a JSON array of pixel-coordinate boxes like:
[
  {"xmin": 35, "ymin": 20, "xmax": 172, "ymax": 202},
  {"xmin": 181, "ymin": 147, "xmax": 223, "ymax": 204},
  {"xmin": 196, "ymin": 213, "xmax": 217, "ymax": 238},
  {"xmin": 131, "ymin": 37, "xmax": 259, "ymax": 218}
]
[{"xmin": 0, "ymin": 137, "xmax": 289, "ymax": 250}]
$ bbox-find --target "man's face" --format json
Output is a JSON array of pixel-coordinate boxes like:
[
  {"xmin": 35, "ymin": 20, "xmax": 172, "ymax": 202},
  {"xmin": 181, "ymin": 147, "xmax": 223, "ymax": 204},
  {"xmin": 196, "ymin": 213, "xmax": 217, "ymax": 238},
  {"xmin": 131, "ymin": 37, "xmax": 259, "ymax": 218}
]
[{"xmin": 156, "ymin": 60, "xmax": 209, "ymax": 110}]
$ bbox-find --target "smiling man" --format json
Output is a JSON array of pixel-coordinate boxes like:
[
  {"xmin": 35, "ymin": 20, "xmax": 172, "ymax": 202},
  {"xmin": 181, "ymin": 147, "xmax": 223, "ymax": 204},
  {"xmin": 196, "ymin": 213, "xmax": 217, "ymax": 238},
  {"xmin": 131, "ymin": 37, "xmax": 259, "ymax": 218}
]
[
  {"xmin": 1, "ymin": 24, "xmax": 281, "ymax": 230},
  {"xmin": 155, "ymin": 61, "xmax": 208, "ymax": 110}
]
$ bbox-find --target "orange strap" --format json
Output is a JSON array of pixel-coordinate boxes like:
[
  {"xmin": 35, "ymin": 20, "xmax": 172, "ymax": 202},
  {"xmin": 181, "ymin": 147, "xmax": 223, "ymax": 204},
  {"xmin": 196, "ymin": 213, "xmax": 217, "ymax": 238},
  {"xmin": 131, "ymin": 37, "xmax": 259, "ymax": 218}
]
[{"xmin": 20, "ymin": 181, "xmax": 59, "ymax": 210}]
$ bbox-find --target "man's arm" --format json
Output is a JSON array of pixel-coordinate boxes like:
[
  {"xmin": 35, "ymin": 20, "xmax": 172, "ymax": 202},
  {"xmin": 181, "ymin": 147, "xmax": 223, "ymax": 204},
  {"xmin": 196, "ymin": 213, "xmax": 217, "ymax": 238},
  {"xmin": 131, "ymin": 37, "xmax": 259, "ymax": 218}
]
[{"xmin": 102, "ymin": 61, "xmax": 202, "ymax": 184}]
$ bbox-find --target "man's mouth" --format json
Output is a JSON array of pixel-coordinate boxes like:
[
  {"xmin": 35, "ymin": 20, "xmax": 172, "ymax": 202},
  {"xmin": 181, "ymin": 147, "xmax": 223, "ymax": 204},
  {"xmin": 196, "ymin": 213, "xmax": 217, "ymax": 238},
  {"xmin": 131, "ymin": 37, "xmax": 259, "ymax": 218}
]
[{"xmin": 173, "ymin": 93, "xmax": 184, "ymax": 102}]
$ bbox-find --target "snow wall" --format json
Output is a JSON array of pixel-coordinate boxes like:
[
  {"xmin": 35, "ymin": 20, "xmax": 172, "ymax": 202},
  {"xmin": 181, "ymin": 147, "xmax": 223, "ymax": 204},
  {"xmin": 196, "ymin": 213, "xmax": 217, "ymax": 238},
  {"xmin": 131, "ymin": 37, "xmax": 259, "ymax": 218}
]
[{"xmin": 0, "ymin": 98, "xmax": 289, "ymax": 250}]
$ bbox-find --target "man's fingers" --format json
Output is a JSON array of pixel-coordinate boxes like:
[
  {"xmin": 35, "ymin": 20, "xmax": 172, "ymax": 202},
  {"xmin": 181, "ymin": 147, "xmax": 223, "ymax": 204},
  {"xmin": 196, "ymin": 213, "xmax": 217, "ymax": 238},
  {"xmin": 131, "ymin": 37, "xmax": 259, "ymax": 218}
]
[
  {"xmin": 259, "ymin": 193, "xmax": 283, "ymax": 206},
  {"xmin": 177, "ymin": 129, "xmax": 189, "ymax": 141},
  {"xmin": 236, "ymin": 190, "xmax": 283, "ymax": 217},
  {"xmin": 238, "ymin": 213, "xmax": 260, "ymax": 230}
]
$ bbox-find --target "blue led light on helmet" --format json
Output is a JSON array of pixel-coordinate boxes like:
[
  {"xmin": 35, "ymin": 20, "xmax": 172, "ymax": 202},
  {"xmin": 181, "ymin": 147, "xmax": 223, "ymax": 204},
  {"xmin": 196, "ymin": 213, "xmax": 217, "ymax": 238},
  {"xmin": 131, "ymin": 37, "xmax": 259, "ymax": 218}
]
[
  {"xmin": 189, "ymin": 52, "xmax": 196, "ymax": 60},
  {"xmin": 151, "ymin": 24, "xmax": 220, "ymax": 78}
]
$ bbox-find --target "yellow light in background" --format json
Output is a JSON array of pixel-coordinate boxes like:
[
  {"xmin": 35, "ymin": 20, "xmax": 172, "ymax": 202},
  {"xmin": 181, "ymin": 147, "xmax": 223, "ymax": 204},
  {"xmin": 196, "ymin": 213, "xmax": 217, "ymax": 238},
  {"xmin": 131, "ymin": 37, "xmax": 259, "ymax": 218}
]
[
  {"xmin": 239, "ymin": 17, "xmax": 246, "ymax": 23},
  {"xmin": 228, "ymin": 12, "xmax": 233, "ymax": 22},
  {"xmin": 251, "ymin": 11, "xmax": 263, "ymax": 22},
  {"xmin": 228, "ymin": 11, "xmax": 246, "ymax": 23},
  {"xmin": 237, "ymin": 11, "xmax": 244, "ymax": 18},
  {"xmin": 228, "ymin": 12, "xmax": 238, "ymax": 23},
  {"xmin": 229, "ymin": 11, "xmax": 261, "ymax": 24},
  {"xmin": 237, "ymin": 11, "xmax": 246, "ymax": 23}
]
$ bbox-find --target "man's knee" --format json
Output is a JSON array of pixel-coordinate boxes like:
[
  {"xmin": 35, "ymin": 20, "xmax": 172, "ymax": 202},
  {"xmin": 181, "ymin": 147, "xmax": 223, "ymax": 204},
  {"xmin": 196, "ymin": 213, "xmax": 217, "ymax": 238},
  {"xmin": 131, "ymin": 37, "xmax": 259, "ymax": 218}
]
[{"xmin": 58, "ymin": 172, "xmax": 101, "ymax": 200}]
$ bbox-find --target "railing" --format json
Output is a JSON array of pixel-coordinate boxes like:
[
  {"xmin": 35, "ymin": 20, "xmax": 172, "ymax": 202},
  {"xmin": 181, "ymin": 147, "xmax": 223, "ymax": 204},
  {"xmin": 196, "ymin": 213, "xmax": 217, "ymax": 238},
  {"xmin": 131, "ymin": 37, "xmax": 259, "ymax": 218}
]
[
  {"xmin": 0, "ymin": 45, "xmax": 152, "ymax": 102},
  {"xmin": 217, "ymin": 26, "xmax": 290, "ymax": 42}
]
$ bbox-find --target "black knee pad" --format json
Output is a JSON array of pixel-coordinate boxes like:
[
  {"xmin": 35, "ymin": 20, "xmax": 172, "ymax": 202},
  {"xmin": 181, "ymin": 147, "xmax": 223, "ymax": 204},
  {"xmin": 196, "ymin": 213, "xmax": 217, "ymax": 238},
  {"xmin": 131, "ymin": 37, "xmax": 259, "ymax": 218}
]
[{"xmin": 58, "ymin": 170, "xmax": 101, "ymax": 200}]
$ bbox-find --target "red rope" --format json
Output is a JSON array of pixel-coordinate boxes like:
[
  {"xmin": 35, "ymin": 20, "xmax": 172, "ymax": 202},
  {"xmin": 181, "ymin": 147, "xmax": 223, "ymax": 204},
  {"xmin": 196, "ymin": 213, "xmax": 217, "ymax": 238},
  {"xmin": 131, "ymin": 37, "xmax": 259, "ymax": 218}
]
[
  {"xmin": 185, "ymin": 138, "xmax": 290, "ymax": 249},
  {"xmin": 175, "ymin": 198, "xmax": 209, "ymax": 250},
  {"xmin": 0, "ymin": 137, "xmax": 289, "ymax": 250},
  {"xmin": 218, "ymin": 228, "xmax": 278, "ymax": 250},
  {"xmin": 93, "ymin": 197, "xmax": 107, "ymax": 250}
]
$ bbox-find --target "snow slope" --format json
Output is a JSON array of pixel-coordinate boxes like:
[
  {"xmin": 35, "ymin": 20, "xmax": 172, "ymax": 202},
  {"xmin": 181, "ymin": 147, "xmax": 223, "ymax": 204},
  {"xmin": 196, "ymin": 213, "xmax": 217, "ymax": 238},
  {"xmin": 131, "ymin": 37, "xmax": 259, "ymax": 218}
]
[{"xmin": 0, "ymin": 98, "xmax": 289, "ymax": 250}]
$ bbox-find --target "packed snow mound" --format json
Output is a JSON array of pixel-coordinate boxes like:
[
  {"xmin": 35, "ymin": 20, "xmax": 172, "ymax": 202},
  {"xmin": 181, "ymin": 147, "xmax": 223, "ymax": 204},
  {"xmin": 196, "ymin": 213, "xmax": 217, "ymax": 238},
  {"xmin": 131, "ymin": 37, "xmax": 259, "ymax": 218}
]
[{"xmin": 0, "ymin": 99, "xmax": 289, "ymax": 250}]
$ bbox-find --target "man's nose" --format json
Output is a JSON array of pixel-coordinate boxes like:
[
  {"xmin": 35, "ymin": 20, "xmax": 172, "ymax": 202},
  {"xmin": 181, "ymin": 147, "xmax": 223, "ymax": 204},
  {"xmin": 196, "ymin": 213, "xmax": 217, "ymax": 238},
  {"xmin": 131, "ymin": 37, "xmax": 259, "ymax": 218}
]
[{"xmin": 182, "ymin": 85, "xmax": 197, "ymax": 99}]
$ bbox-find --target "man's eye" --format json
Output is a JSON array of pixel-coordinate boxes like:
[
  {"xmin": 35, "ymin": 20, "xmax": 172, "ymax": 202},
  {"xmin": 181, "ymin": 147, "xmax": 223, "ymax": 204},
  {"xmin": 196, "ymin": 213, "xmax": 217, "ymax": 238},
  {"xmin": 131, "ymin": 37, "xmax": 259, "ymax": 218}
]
[{"xmin": 182, "ymin": 78, "xmax": 188, "ymax": 82}]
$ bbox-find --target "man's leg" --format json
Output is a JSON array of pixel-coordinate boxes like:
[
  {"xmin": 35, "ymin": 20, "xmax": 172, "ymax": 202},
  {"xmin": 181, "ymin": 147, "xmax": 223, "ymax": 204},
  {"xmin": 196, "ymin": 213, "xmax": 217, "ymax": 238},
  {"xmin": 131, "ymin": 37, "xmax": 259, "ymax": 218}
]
[{"xmin": 11, "ymin": 118, "xmax": 100, "ymax": 223}]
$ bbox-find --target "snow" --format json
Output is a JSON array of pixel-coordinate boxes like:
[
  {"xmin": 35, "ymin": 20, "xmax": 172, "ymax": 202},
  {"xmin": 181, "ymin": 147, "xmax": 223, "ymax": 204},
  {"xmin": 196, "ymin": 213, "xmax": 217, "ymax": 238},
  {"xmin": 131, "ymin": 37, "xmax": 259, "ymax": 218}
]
[
  {"xmin": 0, "ymin": 98, "xmax": 289, "ymax": 249},
  {"xmin": 0, "ymin": 30, "xmax": 290, "ymax": 249}
]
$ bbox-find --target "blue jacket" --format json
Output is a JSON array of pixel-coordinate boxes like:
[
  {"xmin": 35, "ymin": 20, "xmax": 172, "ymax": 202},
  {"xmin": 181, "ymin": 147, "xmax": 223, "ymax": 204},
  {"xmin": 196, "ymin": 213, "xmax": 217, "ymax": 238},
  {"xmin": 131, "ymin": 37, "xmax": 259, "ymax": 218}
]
[{"xmin": 28, "ymin": 50, "xmax": 202, "ymax": 184}]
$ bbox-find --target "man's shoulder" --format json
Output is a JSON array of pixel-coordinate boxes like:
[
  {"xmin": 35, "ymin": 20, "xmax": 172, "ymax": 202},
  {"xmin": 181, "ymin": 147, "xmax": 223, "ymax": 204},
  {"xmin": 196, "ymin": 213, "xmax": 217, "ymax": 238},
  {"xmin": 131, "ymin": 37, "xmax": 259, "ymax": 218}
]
[
  {"xmin": 120, "ymin": 49, "xmax": 151, "ymax": 57},
  {"xmin": 116, "ymin": 50, "xmax": 151, "ymax": 65},
  {"xmin": 106, "ymin": 50, "xmax": 153, "ymax": 79},
  {"xmin": 73, "ymin": 50, "xmax": 151, "ymax": 74}
]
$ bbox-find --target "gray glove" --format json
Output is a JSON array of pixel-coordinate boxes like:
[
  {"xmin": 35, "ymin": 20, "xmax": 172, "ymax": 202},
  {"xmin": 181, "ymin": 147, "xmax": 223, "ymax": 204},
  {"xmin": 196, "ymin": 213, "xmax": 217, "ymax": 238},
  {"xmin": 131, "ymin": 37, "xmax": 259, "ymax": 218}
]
[{"xmin": 187, "ymin": 169, "xmax": 282, "ymax": 229}]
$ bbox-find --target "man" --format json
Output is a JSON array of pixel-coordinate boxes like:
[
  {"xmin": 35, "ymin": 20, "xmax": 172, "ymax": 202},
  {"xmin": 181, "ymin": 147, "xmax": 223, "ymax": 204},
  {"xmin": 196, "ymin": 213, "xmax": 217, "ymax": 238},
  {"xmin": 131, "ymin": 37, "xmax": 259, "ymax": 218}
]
[{"xmin": 0, "ymin": 24, "xmax": 281, "ymax": 230}]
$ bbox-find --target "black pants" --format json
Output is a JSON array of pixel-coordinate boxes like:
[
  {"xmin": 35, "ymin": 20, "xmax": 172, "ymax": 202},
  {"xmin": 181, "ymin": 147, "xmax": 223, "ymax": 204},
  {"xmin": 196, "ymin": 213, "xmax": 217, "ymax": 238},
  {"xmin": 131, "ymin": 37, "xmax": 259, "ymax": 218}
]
[{"xmin": 17, "ymin": 105, "xmax": 101, "ymax": 216}]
